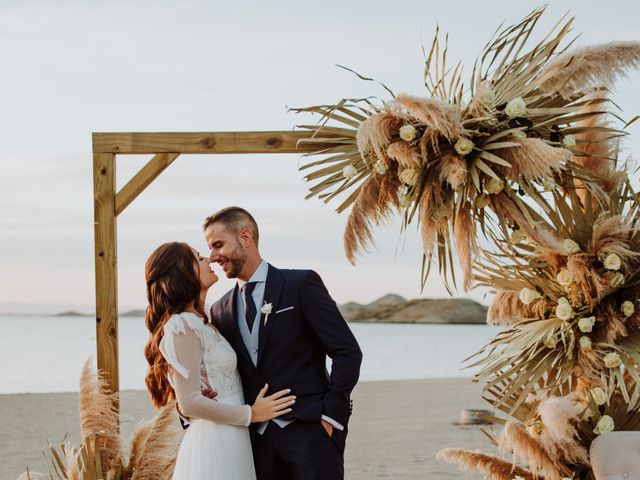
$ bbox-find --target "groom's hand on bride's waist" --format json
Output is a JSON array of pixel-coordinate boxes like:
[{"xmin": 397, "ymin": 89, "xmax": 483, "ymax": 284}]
[
  {"xmin": 201, "ymin": 386, "xmax": 218, "ymax": 400},
  {"xmin": 176, "ymin": 387, "xmax": 218, "ymax": 420}
]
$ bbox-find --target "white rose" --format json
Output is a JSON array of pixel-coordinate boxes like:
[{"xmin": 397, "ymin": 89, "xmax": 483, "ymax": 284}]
[
  {"xmin": 454, "ymin": 138, "xmax": 474, "ymax": 156},
  {"xmin": 557, "ymin": 296, "xmax": 570, "ymax": 306},
  {"xmin": 562, "ymin": 135, "xmax": 577, "ymax": 148},
  {"xmin": 399, "ymin": 124, "xmax": 417, "ymax": 141},
  {"xmin": 261, "ymin": 302, "xmax": 273, "ymax": 315},
  {"xmin": 590, "ymin": 387, "xmax": 608, "ymax": 406},
  {"xmin": 374, "ymin": 159, "xmax": 388, "ymax": 175},
  {"xmin": 562, "ymin": 239, "xmax": 581, "ymax": 255},
  {"xmin": 510, "ymin": 229, "xmax": 527, "ymax": 244},
  {"xmin": 579, "ymin": 336, "xmax": 592, "ymax": 351},
  {"xmin": 603, "ymin": 253, "xmax": 622, "ymax": 271},
  {"xmin": 505, "ymin": 97, "xmax": 527, "ymax": 118},
  {"xmin": 604, "ymin": 352, "xmax": 622, "ymax": 368},
  {"xmin": 578, "ymin": 316, "xmax": 596, "ymax": 333},
  {"xmin": 485, "ymin": 178, "xmax": 505, "ymax": 195},
  {"xmin": 556, "ymin": 268, "xmax": 573, "ymax": 287},
  {"xmin": 475, "ymin": 194, "xmax": 490, "ymax": 209},
  {"xmin": 342, "ymin": 164, "xmax": 357, "ymax": 179},
  {"xmin": 478, "ymin": 87, "xmax": 496, "ymax": 109},
  {"xmin": 621, "ymin": 300, "xmax": 635, "ymax": 317},
  {"xmin": 519, "ymin": 287, "xmax": 541, "ymax": 305},
  {"xmin": 594, "ymin": 415, "xmax": 615, "ymax": 435},
  {"xmin": 555, "ymin": 300, "xmax": 574, "ymax": 321},
  {"xmin": 543, "ymin": 333, "xmax": 557, "ymax": 349},
  {"xmin": 512, "ymin": 130, "xmax": 527, "ymax": 139},
  {"xmin": 542, "ymin": 179, "xmax": 555, "ymax": 191},
  {"xmin": 399, "ymin": 168, "xmax": 420, "ymax": 186}
]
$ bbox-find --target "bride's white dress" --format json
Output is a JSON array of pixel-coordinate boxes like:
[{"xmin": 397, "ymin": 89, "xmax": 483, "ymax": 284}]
[{"xmin": 159, "ymin": 312, "xmax": 256, "ymax": 480}]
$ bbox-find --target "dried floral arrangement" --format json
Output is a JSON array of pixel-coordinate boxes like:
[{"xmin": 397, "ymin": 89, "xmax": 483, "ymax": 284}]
[
  {"xmin": 293, "ymin": 6, "xmax": 640, "ymax": 479},
  {"xmin": 17, "ymin": 360, "xmax": 181, "ymax": 480}
]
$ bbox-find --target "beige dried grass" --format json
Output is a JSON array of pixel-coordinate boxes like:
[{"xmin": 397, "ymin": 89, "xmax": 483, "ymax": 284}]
[
  {"xmin": 437, "ymin": 448, "xmax": 533, "ymax": 480},
  {"xmin": 590, "ymin": 214, "xmax": 639, "ymax": 265},
  {"xmin": 386, "ymin": 94, "xmax": 465, "ymax": 149},
  {"xmin": 78, "ymin": 359, "xmax": 124, "ymax": 474},
  {"xmin": 386, "ymin": 141, "xmax": 422, "ymax": 168},
  {"xmin": 344, "ymin": 175, "xmax": 391, "ymax": 264},
  {"xmin": 453, "ymin": 203, "xmax": 476, "ymax": 291},
  {"xmin": 122, "ymin": 421, "xmax": 153, "ymax": 479},
  {"xmin": 499, "ymin": 421, "xmax": 562, "ymax": 479},
  {"xmin": 438, "ymin": 153, "xmax": 468, "ymax": 190},
  {"xmin": 129, "ymin": 403, "xmax": 181, "ymax": 480},
  {"xmin": 540, "ymin": 42, "xmax": 640, "ymax": 97},
  {"xmin": 487, "ymin": 290, "xmax": 547, "ymax": 325},
  {"xmin": 356, "ymin": 112, "xmax": 403, "ymax": 162},
  {"xmin": 537, "ymin": 395, "xmax": 590, "ymax": 467},
  {"xmin": 501, "ymin": 138, "xmax": 568, "ymax": 183}
]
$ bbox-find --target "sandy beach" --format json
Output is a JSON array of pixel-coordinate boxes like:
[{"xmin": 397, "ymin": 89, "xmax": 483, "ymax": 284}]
[{"xmin": 0, "ymin": 378, "xmax": 494, "ymax": 479}]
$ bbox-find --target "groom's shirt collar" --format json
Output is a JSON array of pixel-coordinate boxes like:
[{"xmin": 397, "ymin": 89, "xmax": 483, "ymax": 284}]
[{"xmin": 238, "ymin": 259, "xmax": 268, "ymax": 288}]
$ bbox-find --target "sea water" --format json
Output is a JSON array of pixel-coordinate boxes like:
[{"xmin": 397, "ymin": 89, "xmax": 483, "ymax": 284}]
[{"xmin": 0, "ymin": 315, "xmax": 500, "ymax": 394}]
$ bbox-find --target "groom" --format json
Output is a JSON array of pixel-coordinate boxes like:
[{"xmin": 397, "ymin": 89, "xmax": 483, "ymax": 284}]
[{"xmin": 205, "ymin": 206, "xmax": 362, "ymax": 480}]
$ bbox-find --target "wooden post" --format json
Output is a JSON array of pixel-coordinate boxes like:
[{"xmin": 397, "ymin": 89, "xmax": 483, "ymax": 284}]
[
  {"xmin": 93, "ymin": 152, "xmax": 119, "ymax": 407},
  {"xmin": 115, "ymin": 153, "xmax": 180, "ymax": 215}
]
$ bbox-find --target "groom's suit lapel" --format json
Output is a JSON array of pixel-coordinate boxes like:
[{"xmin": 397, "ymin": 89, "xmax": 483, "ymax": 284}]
[
  {"xmin": 257, "ymin": 264, "xmax": 286, "ymax": 366},
  {"xmin": 224, "ymin": 285, "xmax": 254, "ymax": 369}
]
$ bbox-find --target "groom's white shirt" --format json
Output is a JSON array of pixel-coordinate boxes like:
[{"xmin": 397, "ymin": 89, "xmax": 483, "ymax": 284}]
[{"xmin": 237, "ymin": 260, "xmax": 344, "ymax": 434}]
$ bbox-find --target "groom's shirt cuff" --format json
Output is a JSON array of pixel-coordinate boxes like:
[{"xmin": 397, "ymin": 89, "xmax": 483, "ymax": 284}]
[{"xmin": 321, "ymin": 415, "xmax": 344, "ymax": 431}]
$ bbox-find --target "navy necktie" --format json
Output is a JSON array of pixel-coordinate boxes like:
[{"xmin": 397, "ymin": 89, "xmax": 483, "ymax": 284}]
[{"xmin": 243, "ymin": 282, "xmax": 258, "ymax": 332}]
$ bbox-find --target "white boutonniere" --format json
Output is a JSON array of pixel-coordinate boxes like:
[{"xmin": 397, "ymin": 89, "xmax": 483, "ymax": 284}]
[{"xmin": 262, "ymin": 302, "xmax": 273, "ymax": 326}]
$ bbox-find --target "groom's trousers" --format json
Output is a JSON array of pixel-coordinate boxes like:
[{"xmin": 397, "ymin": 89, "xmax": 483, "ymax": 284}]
[{"xmin": 252, "ymin": 420, "xmax": 344, "ymax": 480}]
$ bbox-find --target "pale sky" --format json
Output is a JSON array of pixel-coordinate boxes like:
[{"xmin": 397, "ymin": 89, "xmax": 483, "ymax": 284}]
[{"xmin": 1, "ymin": 0, "xmax": 639, "ymax": 313}]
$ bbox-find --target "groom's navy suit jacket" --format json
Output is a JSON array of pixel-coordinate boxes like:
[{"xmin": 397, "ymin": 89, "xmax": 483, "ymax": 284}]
[{"xmin": 210, "ymin": 264, "xmax": 362, "ymax": 446}]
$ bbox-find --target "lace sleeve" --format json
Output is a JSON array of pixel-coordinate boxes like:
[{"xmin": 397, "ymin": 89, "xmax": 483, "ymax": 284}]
[{"xmin": 160, "ymin": 317, "xmax": 252, "ymax": 427}]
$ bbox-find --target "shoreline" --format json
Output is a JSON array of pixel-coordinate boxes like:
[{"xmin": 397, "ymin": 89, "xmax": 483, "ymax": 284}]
[
  {"xmin": 0, "ymin": 375, "xmax": 475, "ymax": 396},
  {"xmin": 0, "ymin": 378, "xmax": 492, "ymax": 480}
]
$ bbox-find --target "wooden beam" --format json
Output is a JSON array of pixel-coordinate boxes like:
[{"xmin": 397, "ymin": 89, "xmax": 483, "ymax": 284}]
[
  {"xmin": 115, "ymin": 153, "xmax": 180, "ymax": 216},
  {"xmin": 93, "ymin": 152, "xmax": 119, "ymax": 406},
  {"xmin": 92, "ymin": 130, "xmax": 344, "ymax": 154}
]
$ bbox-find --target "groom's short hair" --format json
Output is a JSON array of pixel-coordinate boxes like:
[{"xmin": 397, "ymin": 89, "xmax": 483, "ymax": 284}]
[{"xmin": 203, "ymin": 207, "xmax": 259, "ymax": 243}]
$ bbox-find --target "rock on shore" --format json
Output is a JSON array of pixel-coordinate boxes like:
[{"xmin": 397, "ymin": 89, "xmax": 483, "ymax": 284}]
[{"xmin": 339, "ymin": 294, "xmax": 488, "ymax": 324}]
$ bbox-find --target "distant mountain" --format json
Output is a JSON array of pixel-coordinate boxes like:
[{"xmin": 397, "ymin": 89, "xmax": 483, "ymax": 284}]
[
  {"xmin": 369, "ymin": 294, "xmax": 406, "ymax": 306},
  {"xmin": 54, "ymin": 310, "xmax": 88, "ymax": 317},
  {"xmin": 338, "ymin": 295, "xmax": 488, "ymax": 324},
  {"xmin": 49, "ymin": 296, "xmax": 488, "ymax": 324}
]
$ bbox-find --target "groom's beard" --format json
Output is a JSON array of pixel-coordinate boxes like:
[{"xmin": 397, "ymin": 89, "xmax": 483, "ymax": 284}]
[{"xmin": 223, "ymin": 244, "xmax": 248, "ymax": 278}]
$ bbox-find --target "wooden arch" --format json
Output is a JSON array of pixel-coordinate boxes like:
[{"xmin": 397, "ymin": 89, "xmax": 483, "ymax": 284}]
[{"xmin": 92, "ymin": 131, "xmax": 337, "ymax": 409}]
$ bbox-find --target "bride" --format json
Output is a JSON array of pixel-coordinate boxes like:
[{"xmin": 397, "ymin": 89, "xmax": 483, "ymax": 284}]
[{"xmin": 143, "ymin": 242, "xmax": 296, "ymax": 479}]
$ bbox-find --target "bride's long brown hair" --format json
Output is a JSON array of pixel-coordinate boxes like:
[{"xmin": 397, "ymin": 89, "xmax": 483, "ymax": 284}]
[{"xmin": 144, "ymin": 242, "xmax": 208, "ymax": 408}]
